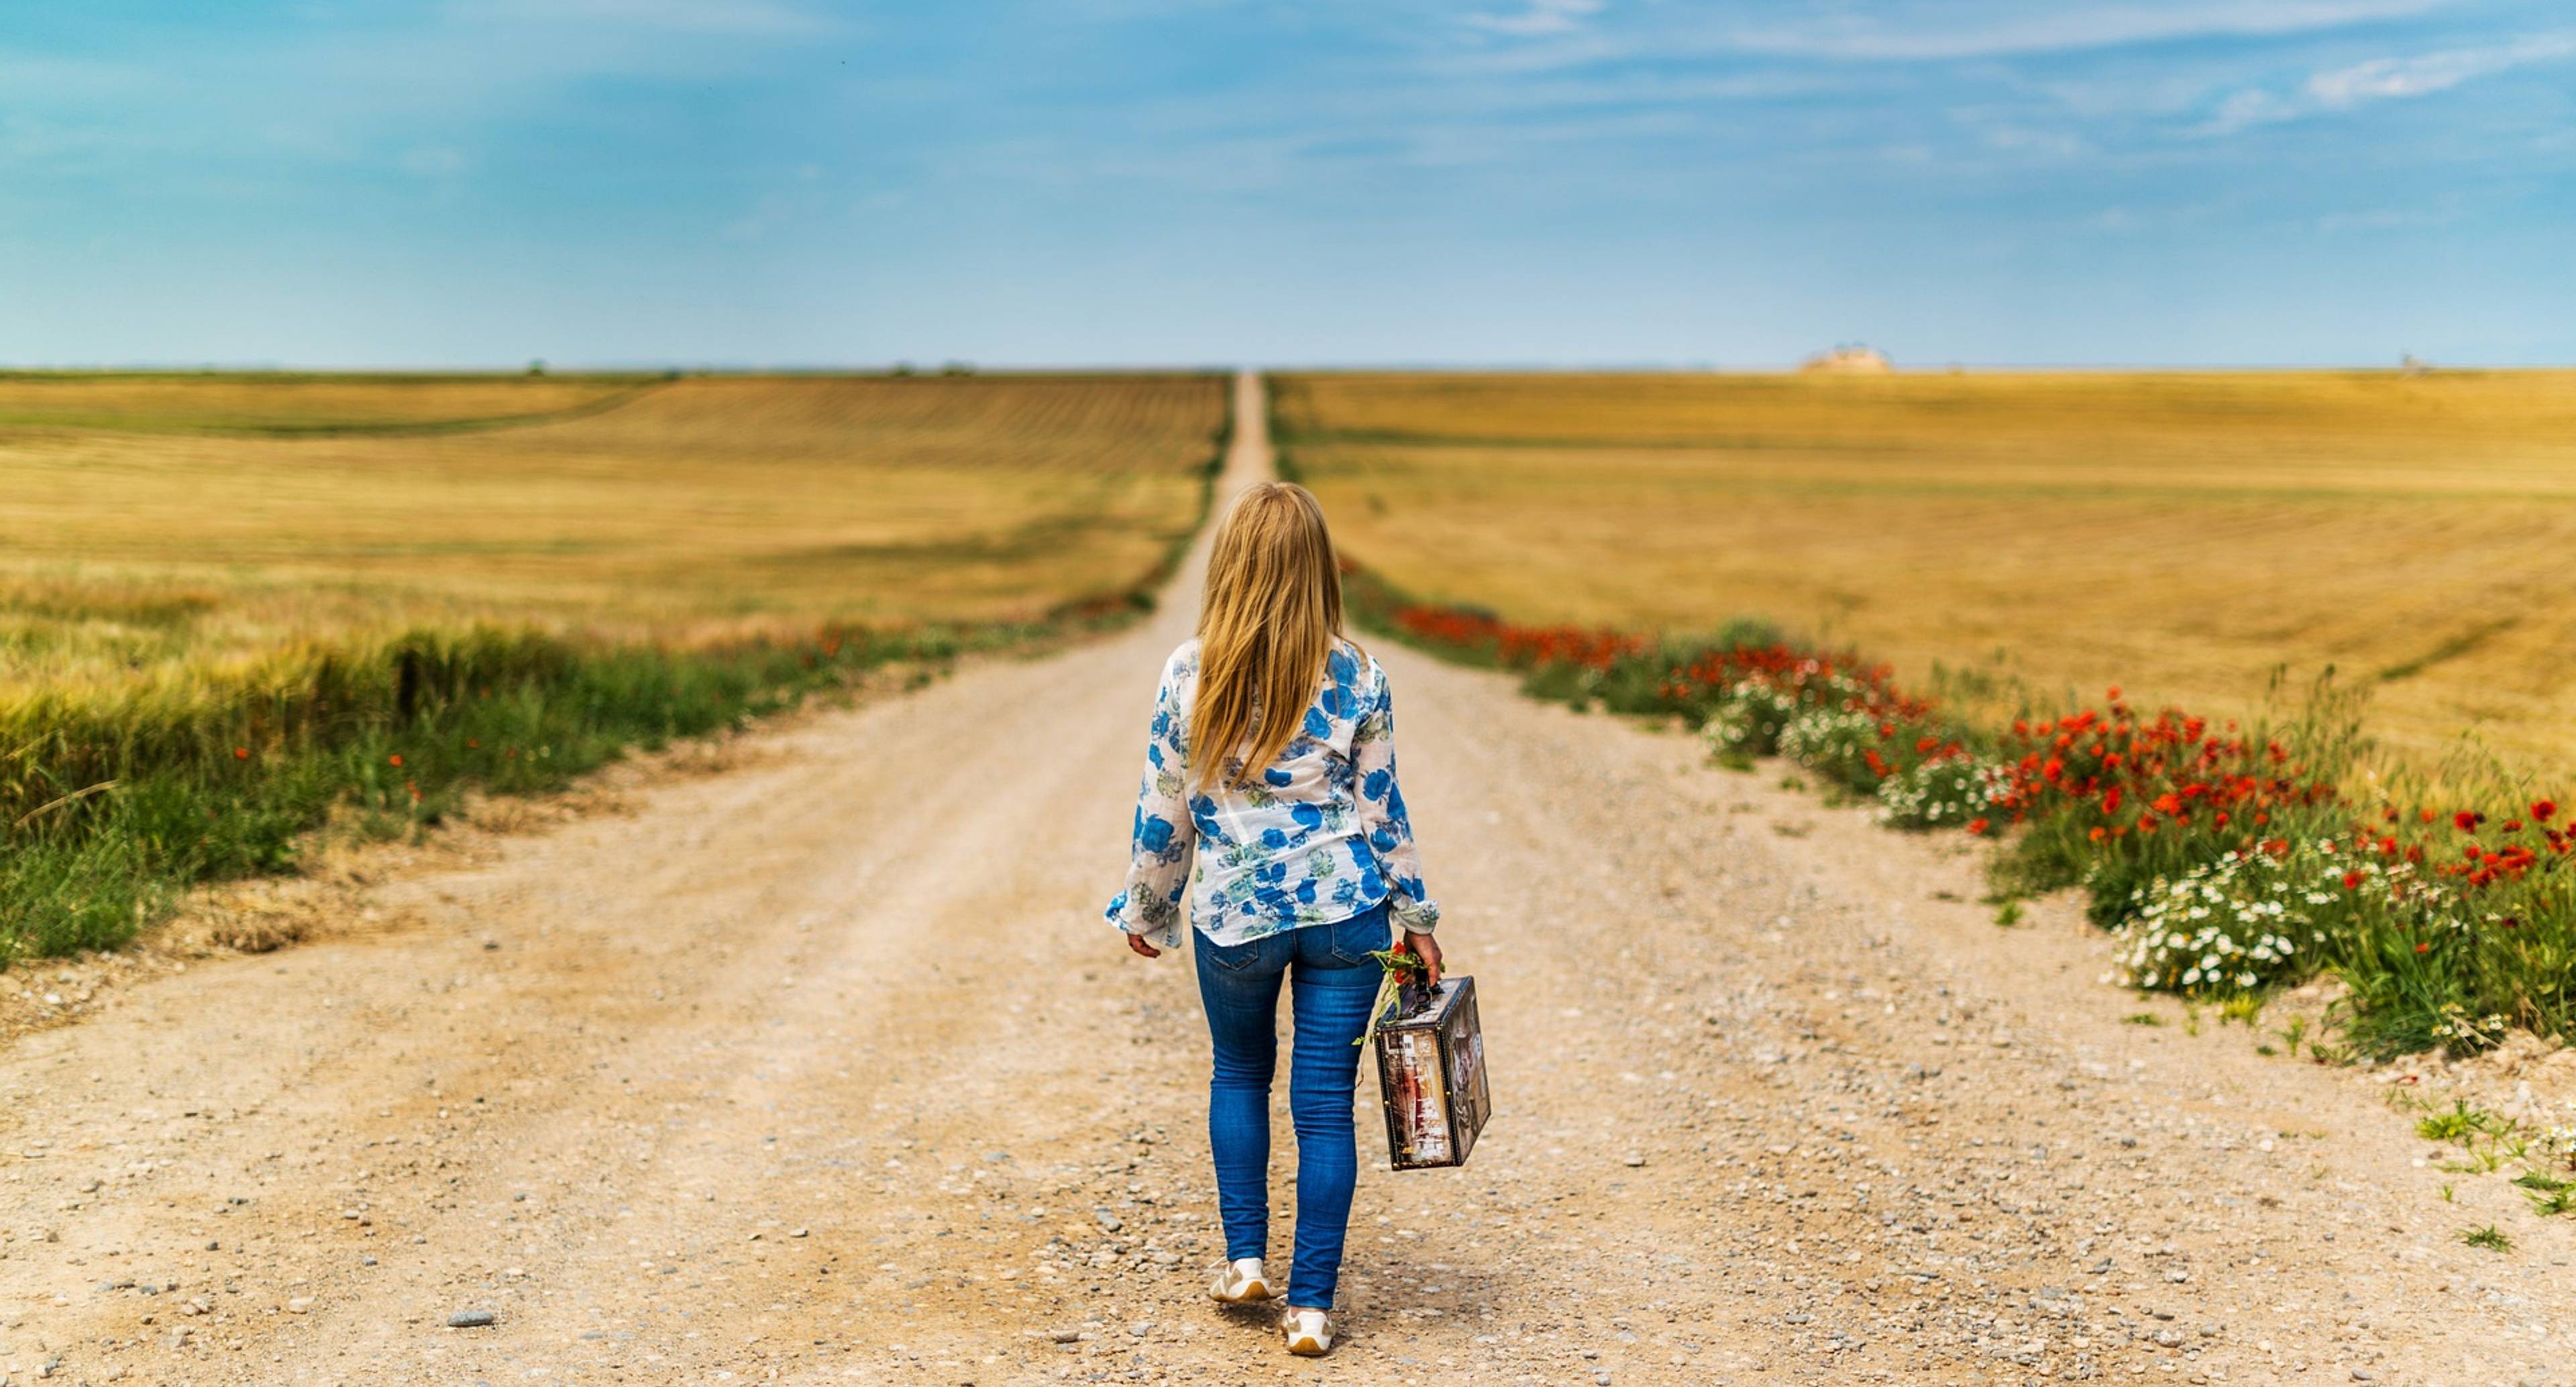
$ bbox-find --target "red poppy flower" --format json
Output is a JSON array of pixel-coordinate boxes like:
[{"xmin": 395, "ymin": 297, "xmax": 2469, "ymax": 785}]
[
  {"xmin": 2536, "ymin": 800, "xmax": 2559, "ymax": 822},
  {"xmin": 2414, "ymin": 942, "xmax": 2431, "ymax": 954},
  {"xmin": 2342, "ymin": 871, "xmax": 2363, "ymax": 890},
  {"xmin": 2453, "ymin": 811, "xmax": 2483, "ymax": 832},
  {"xmin": 233, "ymin": 746, "xmax": 250, "ymax": 760},
  {"xmin": 1967, "ymin": 818, "xmax": 1991, "ymax": 836}
]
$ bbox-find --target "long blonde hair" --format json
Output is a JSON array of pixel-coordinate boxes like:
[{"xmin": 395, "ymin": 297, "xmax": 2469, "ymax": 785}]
[{"xmin": 1191, "ymin": 482, "xmax": 1347, "ymax": 793}]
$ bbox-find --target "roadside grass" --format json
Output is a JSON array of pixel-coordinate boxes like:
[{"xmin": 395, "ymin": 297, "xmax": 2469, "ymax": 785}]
[
  {"xmin": 1, "ymin": 372, "xmax": 1230, "ymax": 964},
  {"xmin": 1334, "ymin": 555, "xmax": 2575, "ymax": 1062},
  {"xmin": 2461, "ymin": 1224, "xmax": 2514, "ymax": 1252}
]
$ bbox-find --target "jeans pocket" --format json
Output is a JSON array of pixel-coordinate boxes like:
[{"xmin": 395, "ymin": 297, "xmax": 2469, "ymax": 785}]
[
  {"xmin": 1327, "ymin": 910, "xmax": 1392, "ymax": 966},
  {"xmin": 1201, "ymin": 934, "xmax": 1267, "ymax": 974}
]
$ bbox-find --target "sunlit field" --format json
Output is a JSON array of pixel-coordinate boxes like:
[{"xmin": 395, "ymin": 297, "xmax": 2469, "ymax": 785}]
[
  {"xmin": 4, "ymin": 372, "xmax": 1227, "ymax": 696},
  {"xmin": 1274, "ymin": 370, "xmax": 2576, "ymax": 774},
  {"xmin": 0, "ymin": 371, "xmax": 1226, "ymax": 958},
  {"xmin": 0, "ymin": 371, "xmax": 645, "ymax": 434}
]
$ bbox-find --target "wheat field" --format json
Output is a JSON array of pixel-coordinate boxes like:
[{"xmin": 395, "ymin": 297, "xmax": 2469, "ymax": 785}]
[
  {"xmin": 0, "ymin": 370, "xmax": 1227, "ymax": 957},
  {"xmin": 0, "ymin": 372, "xmax": 643, "ymax": 433},
  {"xmin": 2, "ymin": 372, "xmax": 1227, "ymax": 696},
  {"xmin": 1275, "ymin": 370, "xmax": 2576, "ymax": 774}
]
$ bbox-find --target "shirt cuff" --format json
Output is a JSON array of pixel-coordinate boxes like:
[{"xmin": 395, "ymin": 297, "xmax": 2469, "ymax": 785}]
[
  {"xmin": 1389, "ymin": 896, "xmax": 1440, "ymax": 935},
  {"xmin": 1106, "ymin": 897, "xmax": 1184, "ymax": 952}
]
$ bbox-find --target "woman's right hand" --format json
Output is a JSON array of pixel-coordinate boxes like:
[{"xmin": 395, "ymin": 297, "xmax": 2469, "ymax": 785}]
[{"xmin": 1405, "ymin": 931, "xmax": 1442, "ymax": 987}]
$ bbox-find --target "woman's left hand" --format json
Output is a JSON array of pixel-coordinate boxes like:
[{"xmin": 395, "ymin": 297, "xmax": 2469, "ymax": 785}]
[{"xmin": 1124, "ymin": 931, "xmax": 1161, "ymax": 960}]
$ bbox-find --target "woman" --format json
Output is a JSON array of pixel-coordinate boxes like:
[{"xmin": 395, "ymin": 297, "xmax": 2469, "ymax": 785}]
[{"xmin": 1106, "ymin": 481, "xmax": 1442, "ymax": 1358}]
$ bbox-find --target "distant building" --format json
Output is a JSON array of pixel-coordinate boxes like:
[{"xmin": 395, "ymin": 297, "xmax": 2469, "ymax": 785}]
[{"xmin": 1801, "ymin": 344, "xmax": 1892, "ymax": 374}]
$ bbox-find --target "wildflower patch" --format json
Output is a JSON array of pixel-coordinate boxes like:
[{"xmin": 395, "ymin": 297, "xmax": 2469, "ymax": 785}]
[{"xmin": 1343, "ymin": 565, "xmax": 2576, "ymax": 1058}]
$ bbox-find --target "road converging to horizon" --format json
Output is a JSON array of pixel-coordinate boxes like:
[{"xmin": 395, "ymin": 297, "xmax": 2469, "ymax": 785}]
[{"xmin": 1, "ymin": 374, "xmax": 2566, "ymax": 1386}]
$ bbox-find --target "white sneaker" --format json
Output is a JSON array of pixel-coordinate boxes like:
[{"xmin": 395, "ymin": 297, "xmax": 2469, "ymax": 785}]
[
  {"xmin": 1281, "ymin": 1306, "xmax": 1334, "ymax": 1356},
  {"xmin": 1209, "ymin": 1258, "xmax": 1273, "ymax": 1303}
]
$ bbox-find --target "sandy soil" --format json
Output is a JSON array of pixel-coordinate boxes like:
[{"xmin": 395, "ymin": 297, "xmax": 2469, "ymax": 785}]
[{"xmin": 3, "ymin": 374, "xmax": 2573, "ymax": 1387}]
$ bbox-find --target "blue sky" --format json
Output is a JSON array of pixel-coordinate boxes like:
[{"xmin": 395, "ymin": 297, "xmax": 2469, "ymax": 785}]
[{"xmin": 2, "ymin": 1, "xmax": 2569, "ymax": 367}]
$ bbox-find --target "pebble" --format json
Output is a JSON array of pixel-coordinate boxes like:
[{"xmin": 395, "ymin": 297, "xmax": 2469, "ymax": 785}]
[
  {"xmin": 1621, "ymin": 1154, "xmax": 1646, "ymax": 1168},
  {"xmin": 447, "ymin": 1309, "xmax": 497, "ymax": 1328},
  {"xmin": 1095, "ymin": 1210, "xmax": 1124, "ymax": 1232}
]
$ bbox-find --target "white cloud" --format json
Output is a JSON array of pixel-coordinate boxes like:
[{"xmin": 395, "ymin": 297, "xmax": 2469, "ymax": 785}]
[
  {"xmin": 1976, "ymin": 122, "xmax": 2088, "ymax": 159},
  {"xmin": 2306, "ymin": 33, "xmax": 2576, "ymax": 105},
  {"xmin": 447, "ymin": 0, "xmax": 832, "ymax": 36},
  {"xmin": 1463, "ymin": 0, "xmax": 2464, "ymax": 67},
  {"xmin": 2204, "ymin": 31, "xmax": 2576, "ymax": 131},
  {"xmin": 1734, "ymin": 1, "xmax": 2457, "ymax": 60},
  {"xmin": 1465, "ymin": 0, "xmax": 1606, "ymax": 40}
]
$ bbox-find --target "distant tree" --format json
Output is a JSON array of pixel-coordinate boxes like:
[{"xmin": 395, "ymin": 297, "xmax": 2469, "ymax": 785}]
[
  {"xmin": 890, "ymin": 362, "xmax": 916, "ymax": 377},
  {"xmin": 527, "ymin": 359, "xmax": 547, "ymax": 376},
  {"xmin": 940, "ymin": 360, "xmax": 977, "ymax": 376}
]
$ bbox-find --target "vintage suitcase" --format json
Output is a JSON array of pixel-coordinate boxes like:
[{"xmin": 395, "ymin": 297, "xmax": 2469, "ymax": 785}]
[{"xmin": 1373, "ymin": 975, "xmax": 1490, "ymax": 1170}]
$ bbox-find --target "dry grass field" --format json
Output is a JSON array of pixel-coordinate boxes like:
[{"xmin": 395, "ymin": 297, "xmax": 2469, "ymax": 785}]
[
  {"xmin": 3, "ymin": 372, "xmax": 1227, "ymax": 697},
  {"xmin": 0, "ymin": 371, "xmax": 643, "ymax": 433},
  {"xmin": 1275, "ymin": 370, "xmax": 2576, "ymax": 773},
  {"xmin": 0, "ymin": 370, "xmax": 1226, "ymax": 958}
]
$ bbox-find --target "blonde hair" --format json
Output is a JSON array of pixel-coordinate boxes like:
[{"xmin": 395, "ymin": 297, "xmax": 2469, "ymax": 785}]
[{"xmin": 1191, "ymin": 482, "xmax": 1348, "ymax": 793}]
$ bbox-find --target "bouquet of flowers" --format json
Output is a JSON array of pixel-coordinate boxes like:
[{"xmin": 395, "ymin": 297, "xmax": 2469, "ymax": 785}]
[{"xmin": 1356, "ymin": 938, "xmax": 1437, "ymax": 1044}]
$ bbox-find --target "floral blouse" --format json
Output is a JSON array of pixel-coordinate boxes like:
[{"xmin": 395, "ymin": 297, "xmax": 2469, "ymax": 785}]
[{"xmin": 1107, "ymin": 636, "xmax": 1439, "ymax": 950}]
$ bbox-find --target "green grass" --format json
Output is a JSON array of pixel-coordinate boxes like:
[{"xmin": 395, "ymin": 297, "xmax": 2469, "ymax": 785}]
[
  {"xmin": 2461, "ymin": 1224, "xmax": 2514, "ymax": 1252},
  {"xmin": 0, "ymin": 618, "xmax": 1126, "ymax": 966}
]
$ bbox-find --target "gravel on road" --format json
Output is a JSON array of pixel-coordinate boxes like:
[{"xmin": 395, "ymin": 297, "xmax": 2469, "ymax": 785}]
[{"xmin": 1, "ymin": 374, "xmax": 2569, "ymax": 1386}]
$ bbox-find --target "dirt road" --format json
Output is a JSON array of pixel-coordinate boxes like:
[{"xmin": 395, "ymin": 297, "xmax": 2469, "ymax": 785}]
[{"xmin": 3, "ymin": 372, "xmax": 2571, "ymax": 1386}]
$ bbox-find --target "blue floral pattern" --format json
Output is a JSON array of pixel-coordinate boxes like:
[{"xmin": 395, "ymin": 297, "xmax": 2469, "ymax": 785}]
[{"xmin": 1107, "ymin": 637, "xmax": 1438, "ymax": 950}]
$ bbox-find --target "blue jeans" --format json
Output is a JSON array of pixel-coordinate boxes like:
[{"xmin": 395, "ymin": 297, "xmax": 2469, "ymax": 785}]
[{"xmin": 1191, "ymin": 905, "xmax": 1391, "ymax": 1309}]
